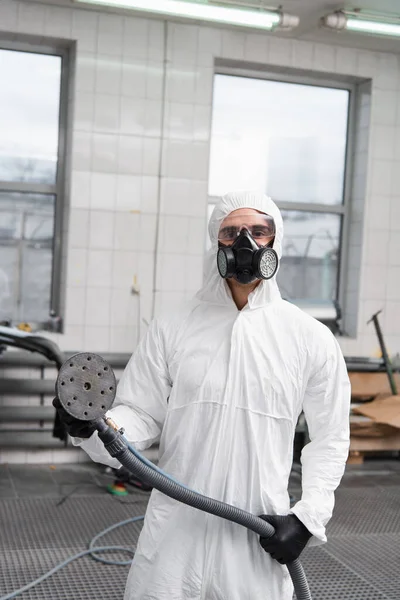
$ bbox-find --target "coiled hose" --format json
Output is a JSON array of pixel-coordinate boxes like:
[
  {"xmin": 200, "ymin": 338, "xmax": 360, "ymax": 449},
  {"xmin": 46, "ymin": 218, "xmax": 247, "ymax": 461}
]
[{"xmin": 98, "ymin": 419, "xmax": 312, "ymax": 600}]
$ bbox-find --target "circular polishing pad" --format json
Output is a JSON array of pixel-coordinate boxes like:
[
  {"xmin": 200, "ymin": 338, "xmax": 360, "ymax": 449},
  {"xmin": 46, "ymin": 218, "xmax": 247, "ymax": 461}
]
[{"xmin": 56, "ymin": 353, "xmax": 116, "ymax": 421}]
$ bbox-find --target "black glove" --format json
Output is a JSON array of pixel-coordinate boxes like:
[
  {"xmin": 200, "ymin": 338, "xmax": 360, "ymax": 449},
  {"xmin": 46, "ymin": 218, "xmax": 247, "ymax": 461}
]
[
  {"xmin": 259, "ymin": 514, "xmax": 312, "ymax": 564},
  {"xmin": 52, "ymin": 397, "xmax": 97, "ymax": 439}
]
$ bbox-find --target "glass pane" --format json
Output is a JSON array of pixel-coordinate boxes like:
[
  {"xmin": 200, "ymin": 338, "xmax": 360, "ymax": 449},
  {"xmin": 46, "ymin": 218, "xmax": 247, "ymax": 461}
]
[
  {"xmin": 0, "ymin": 192, "xmax": 55, "ymax": 323},
  {"xmin": 209, "ymin": 74, "xmax": 349, "ymax": 205},
  {"xmin": 0, "ymin": 50, "xmax": 62, "ymax": 184},
  {"xmin": 278, "ymin": 211, "xmax": 341, "ymax": 301}
]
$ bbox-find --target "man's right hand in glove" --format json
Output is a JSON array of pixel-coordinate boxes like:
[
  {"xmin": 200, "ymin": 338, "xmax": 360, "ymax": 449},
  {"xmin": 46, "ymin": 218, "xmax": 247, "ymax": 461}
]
[{"xmin": 52, "ymin": 397, "xmax": 97, "ymax": 439}]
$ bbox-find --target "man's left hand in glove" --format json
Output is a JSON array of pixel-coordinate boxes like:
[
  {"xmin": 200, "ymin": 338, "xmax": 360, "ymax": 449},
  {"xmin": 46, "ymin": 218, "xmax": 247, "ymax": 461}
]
[{"xmin": 259, "ymin": 514, "xmax": 312, "ymax": 564}]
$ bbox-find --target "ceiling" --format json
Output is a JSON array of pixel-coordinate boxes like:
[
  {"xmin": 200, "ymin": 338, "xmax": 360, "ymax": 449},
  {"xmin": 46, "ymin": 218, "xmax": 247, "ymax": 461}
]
[{"xmin": 33, "ymin": 0, "xmax": 400, "ymax": 53}]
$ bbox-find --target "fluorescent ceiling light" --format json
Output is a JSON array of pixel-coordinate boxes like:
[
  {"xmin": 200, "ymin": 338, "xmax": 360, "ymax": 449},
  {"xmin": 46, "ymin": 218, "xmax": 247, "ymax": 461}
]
[
  {"xmin": 322, "ymin": 10, "xmax": 400, "ymax": 37},
  {"xmin": 346, "ymin": 18, "xmax": 400, "ymax": 36},
  {"xmin": 75, "ymin": 0, "xmax": 299, "ymax": 31}
]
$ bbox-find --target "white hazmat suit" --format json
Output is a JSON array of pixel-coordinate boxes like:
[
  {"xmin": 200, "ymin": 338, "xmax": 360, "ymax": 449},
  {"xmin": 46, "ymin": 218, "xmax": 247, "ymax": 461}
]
[{"xmin": 74, "ymin": 191, "xmax": 351, "ymax": 600}]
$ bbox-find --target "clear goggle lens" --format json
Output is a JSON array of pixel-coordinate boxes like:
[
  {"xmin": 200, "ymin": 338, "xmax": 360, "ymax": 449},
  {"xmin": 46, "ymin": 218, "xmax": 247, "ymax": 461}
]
[{"xmin": 218, "ymin": 213, "xmax": 275, "ymax": 245}]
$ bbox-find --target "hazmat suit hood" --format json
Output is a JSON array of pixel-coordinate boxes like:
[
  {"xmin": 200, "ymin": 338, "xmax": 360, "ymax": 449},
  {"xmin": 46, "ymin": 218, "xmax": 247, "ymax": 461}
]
[{"xmin": 197, "ymin": 191, "xmax": 283, "ymax": 309}]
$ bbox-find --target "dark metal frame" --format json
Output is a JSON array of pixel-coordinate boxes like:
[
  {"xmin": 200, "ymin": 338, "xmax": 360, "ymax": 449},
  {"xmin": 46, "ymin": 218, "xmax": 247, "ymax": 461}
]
[{"xmin": 0, "ymin": 39, "xmax": 72, "ymax": 329}]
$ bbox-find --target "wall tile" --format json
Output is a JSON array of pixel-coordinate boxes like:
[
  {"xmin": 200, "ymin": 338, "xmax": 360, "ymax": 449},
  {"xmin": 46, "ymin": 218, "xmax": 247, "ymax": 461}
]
[
  {"xmin": 387, "ymin": 267, "xmax": 400, "ymax": 300},
  {"xmin": 313, "ymin": 43, "xmax": 335, "ymax": 73},
  {"xmin": 72, "ymin": 10, "xmax": 98, "ymax": 53},
  {"xmin": 198, "ymin": 26, "xmax": 222, "ymax": 57},
  {"xmin": 93, "ymin": 93, "xmax": 120, "ymax": 133},
  {"xmin": 370, "ymin": 160, "xmax": 393, "ymax": 196},
  {"xmin": 138, "ymin": 215, "xmax": 157, "ymax": 252},
  {"xmin": 110, "ymin": 326, "xmax": 138, "ymax": 352},
  {"xmin": 74, "ymin": 92, "xmax": 95, "ymax": 132},
  {"xmin": 375, "ymin": 54, "xmax": 400, "ymax": 90},
  {"xmin": 193, "ymin": 105, "xmax": 211, "ymax": 142},
  {"xmin": 116, "ymin": 175, "xmax": 142, "ymax": 211},
  {"xmin": 144, "ymin": 100, "xmax": 163, "ymax": 137},
  {"xmin": 117, "ymin": 135, "xmax": 143, "ymax": 174},
  {"xmin": 357, "ymin": 51, "xmax": 378, "ymax": 78},
  {"xmin": 141, "ymin": 176, "xmax": 159, "ymax": 213},
  {"xmin": 97, "ymin": 13, "xmax": 123, "ymax": 56},
  {"xmin": 90, "ymin": 172, "xmax": 116, "ymax": 211},
  {"xmin": 390, "ymin": 162, "xmax": 400, "ymax": 196},
  {"xmin": 87, "ymin": 249, "xmax": 113, "ymax": 287},
  {"xmin": 95, "ymin": 54, "xmax": 122, "ymax": 95},
  {"xmin": 187, "ymin": 217, "xmax": 206, "ymax": 253},
  {"xmin": 158, "ymin": 215, "xmax": 189, "ymax": 254},
  {"xmin": 17, "ymin": 2, "xmax": 45, "ymax": 34},
  {"xmin": 120, "ymin": 97, "xmax": 146, "ymax": 136},
  {"xmin": 156, "ymin": 253, "xmax": 186, "ymax": 292},
  {"xmin": 244, "ymin": 33, "xmax": 269, "ymax": 64},
  {"xmin": 72, "ymin": 131, "xmax": 92, "ymax": 172},
  {"xmin": 84, "ymin": 325, "xmax": 110, "ymax": 352},
  {"xmin": 66, "ymin": 248, "xmax": 87, "ymax": 286},
  {"xmin": 170, "ymin": 23, "xmax": 198, "ymax": 63},
  {"xmin": 146, "ymin": 61, "xmax": 164, "ymax": 100},
  {"xmin": 71, "ymin": 171, "xmax": 91, "ymax": 209},
  {"xmin": 160, "ymin": 178, "xmax": 191, "ymax": 215},
  {"xmin": 68, "ymin": 209, "xmax": 89, "ymax": 249},
  {"xmin": 44, "ymin": 6, "xmax": 72, "ymax": 38},
  {"xmin": 388, "ymin": 232, "xmax": 400, "ymax": 265},
  {"xmin": 123, "ymin": 16, "xmax": 148, "ymax": 59},
  {"xmin": 368, "ymin": 195, "xmax": 391, "ymax": 231},
  {"xmin": 85, "ymin": 286, "xmax": 111, "ymax": 326},
  {"xmin": 165, "ymin": 102, "xmax": 194, "ymax": 140},
  {"xmin": 89, "ymin": 211, "xmax": 115, "ymax": 249},
  {"xmin": 194, "ymin": 67, "xmax": 214, "ymax": 105},
  {"xmin": 62, "ymin": 324, "xmax": 84, "ymax": 351},
  {"xmin": 143, "ymin": 138, "xmax": 161, "ymax": 175},
  {"xmin": 221, "ymin": 31, "xmax": 245, "ymax": 61},
  {"xmin": 372, "ymin": 125, "xmax": 395, "ymax": 160},
  {"xmin": 121, "ymin": 59, "xmax": 147, "ymax": 97},
  {"xmin": 364, "ymin": 230, "xmax": 389, "ymax": 266},
  {"xmin": 191, "ymin": 142, "xmax": 210, "ymax": 180},
  {"xmin": 112, "ymin": 251, "xmax": 138, "ymax": 289},
  {"xmin": 148, "ymin": 20, "xmax": 164, "ymax": 62},
  {"xmin": 110, "ymin": 288, "xmax": 138, "ymax": 327},
  {"xmin": 384, "ymin": 301, "xmax": 400, "ymax": 334},
  {"xmin": 163, "ymin": 140, "xmax": 192, "ymax": 178},
  {"xmin": 390, "ymin": 197, "xmax": 400, "ymax": 229},
  {"xmin": 92, "ymin": 133, "xmax": 118, "ymax": 173},
  {"xmin": 291, "ymin": 40, "xmax": 313, "ymax": 70},
  {"xmin": 335, "ymin": 47, "xmax": 357, "ymax": 75},
  {"xmin": 269, "ymin": 37, "xmax": 292, "ymax": 66},
  {"xmin": 166, "ymin": 64, "xmax": 196, "ymax": 103},
  {"xmin": 114, "ymin": 212, "xmax": 140, "ymax": 251},
  {"xmin": 65, "ymin": 286, "xmax": 86, "ymax": 325},
  {"xmin": 373, "ymin": 90, "xmax": 397, "ymax": 126},
  {"xmin": 1, "ymin": 0, "xmax": 18, "ymax": 30},
  {"xmin": 362, "ymin": 264, "xmax": 388, "ymax": 300}
]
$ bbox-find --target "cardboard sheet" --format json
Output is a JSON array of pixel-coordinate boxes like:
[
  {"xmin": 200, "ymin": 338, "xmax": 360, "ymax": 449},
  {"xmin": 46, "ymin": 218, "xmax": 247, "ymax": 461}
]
[{"xmin": 353, "ymin": 394, "xmax": 400, "ymax": 429}]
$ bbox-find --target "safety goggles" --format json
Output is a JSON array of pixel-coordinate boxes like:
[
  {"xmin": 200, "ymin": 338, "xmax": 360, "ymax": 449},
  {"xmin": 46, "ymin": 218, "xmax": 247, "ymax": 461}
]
[{"xmin": 218, "ymin": 213, "xmax": 275, "ymax": 245}]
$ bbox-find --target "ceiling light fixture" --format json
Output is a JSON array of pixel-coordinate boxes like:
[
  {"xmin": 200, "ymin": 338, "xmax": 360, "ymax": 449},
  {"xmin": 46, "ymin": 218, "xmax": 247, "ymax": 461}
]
[
  {"xmin": 74, "ymin": 0, "xmax": 299, "ymax": 31},
  {"xmin": 321, "ymin": 10, "xmax": 400, "ymax": 37}
]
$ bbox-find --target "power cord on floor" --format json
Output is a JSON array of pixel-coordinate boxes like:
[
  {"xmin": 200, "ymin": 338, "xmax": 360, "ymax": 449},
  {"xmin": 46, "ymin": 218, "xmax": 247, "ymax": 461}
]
[{"xmin": 0, "ymin": 515, "xmax": 145, "ymax": 600}]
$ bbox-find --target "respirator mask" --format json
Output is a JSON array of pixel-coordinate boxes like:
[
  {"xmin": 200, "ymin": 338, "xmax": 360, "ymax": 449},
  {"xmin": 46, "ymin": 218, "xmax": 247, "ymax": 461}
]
[{"xmin": 216, "ymin": 213, "xmax": 278, "ymax": 285}]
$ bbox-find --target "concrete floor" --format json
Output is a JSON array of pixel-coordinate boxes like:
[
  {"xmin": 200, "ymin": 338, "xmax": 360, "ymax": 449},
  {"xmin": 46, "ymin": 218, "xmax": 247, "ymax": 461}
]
[{"xmin": 0, "ymin": 459, "xmax": 400, "ymax": 599}]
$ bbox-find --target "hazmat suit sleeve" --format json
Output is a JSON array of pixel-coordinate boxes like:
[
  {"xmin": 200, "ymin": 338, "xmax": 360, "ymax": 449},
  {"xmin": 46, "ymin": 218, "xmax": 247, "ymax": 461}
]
[
  {"xmin": 71, "ymin": 318, "xmax": 172, "ymax": 468},
  {"xmin": 290, "ymin": 332, "xmax": 351, "ymax": 546}
]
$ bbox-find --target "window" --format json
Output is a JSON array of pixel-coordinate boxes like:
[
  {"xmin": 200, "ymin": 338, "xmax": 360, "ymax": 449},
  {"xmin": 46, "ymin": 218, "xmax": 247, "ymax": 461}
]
[
  {"xmin": 0, "ymin": 47, "xmax": 66, "ymax": 326},
  {"xmin": 208, "ymin": 73, "xmax": 351, "ymax": 304}
]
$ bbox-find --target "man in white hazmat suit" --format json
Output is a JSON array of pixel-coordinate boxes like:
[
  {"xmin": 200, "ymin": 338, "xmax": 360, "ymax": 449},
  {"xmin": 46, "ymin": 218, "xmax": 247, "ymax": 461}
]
[{"xmin": 54, "ymin": 191, "xmax": 351, "ymax": 600}]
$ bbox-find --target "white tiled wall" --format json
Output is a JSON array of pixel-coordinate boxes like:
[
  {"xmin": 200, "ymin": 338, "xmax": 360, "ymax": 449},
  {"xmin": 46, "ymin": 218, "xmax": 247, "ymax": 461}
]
[{"xmin": 1, "ymin": 1, "xmax": 400, "ymax": 462}]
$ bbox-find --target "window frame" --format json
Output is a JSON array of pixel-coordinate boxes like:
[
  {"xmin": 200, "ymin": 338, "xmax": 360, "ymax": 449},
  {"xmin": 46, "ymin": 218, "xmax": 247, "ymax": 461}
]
[
  {"xmin": 209, "ymin": 65, "xmax": 356, "ymax": 309},
  {"xmin": 0, "ymin": 39, "xmax": 71, "ymax": 327}
]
